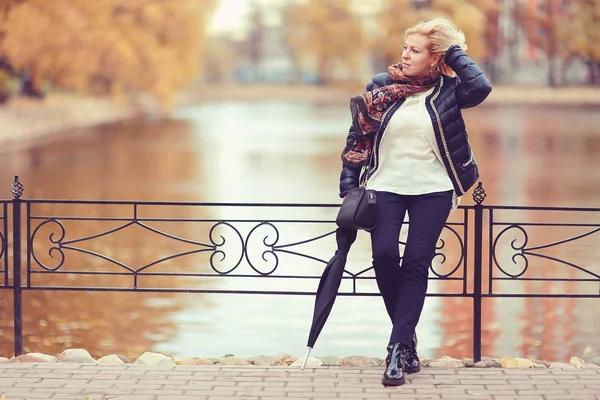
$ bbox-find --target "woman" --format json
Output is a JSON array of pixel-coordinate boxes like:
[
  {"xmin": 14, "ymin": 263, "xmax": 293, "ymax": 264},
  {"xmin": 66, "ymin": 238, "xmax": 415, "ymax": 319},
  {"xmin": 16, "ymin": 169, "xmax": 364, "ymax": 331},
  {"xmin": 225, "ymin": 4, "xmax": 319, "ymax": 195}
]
[{"xmin": 339, "ymin": 18, "xmax": 492, "ymax": 386}]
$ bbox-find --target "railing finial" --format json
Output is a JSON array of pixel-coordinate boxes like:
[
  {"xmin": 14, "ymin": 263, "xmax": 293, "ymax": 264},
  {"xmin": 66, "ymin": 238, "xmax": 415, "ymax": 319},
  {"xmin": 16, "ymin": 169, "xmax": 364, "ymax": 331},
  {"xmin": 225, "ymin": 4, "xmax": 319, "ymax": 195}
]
[
  {"xmin": 11, "ymin": 175, "xmax": 23, "ymax": 199},
  {"xmin": 473, "ymin": 182, "xmax": 486, "ymax": 205}
]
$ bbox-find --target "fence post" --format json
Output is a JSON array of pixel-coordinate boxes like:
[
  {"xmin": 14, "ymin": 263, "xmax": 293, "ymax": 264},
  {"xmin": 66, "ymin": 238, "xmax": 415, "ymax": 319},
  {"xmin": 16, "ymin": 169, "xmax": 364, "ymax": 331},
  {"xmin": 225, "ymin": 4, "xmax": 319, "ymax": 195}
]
[
  {"xmin": 472, "ymin": 182, "xmax": 486, "ymax": 363},
  {"xmin": 11, "ymin": 175, "xmax": 24, "ymax": 356}
]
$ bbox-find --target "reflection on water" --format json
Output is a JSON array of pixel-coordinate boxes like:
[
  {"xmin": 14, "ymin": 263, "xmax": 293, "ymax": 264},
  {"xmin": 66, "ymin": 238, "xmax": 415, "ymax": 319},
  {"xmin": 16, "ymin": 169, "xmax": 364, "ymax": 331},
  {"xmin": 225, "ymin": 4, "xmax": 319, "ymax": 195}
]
[{"xmin": 0, "ymin": 101, "xmax": 598, "ymax": 361}]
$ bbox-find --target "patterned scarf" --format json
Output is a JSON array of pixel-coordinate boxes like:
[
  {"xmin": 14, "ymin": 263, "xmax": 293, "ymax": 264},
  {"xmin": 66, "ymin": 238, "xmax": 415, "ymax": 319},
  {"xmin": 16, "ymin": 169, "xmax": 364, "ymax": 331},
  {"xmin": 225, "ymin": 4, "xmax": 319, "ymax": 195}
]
[{"xmin": 343, "ymin": 65, "xmax": 441, "ymax": 166}]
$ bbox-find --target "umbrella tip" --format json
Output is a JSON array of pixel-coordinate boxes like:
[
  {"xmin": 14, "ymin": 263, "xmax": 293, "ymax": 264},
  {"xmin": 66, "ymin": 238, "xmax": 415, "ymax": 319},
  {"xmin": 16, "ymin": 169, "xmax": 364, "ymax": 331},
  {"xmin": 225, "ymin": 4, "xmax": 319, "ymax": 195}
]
[{"xmin": 300, "ymin": 347, "xmax": 312, "ymax": 370}]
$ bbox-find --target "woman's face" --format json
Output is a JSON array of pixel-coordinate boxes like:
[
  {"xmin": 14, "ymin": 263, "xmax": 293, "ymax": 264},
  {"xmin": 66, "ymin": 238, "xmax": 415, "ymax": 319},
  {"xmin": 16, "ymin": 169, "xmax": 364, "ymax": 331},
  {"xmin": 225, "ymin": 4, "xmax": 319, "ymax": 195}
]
[{"xmin": 401, "ymin": 33, "xmax": 439, "ymax": 77}]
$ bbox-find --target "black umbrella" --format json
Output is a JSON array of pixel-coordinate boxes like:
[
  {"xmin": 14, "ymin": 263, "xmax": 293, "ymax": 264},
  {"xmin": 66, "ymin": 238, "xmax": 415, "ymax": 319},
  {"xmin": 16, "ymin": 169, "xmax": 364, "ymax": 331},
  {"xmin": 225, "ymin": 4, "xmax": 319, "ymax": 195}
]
[{"xmin": 301, "ymin": 227, "xmax": 357, "ymax": 369}]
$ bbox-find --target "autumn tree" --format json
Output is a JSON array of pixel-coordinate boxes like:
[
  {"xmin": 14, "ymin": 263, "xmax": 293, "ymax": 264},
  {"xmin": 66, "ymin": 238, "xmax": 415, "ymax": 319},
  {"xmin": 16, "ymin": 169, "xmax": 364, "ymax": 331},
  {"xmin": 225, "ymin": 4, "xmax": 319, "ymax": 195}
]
[
  {"xmin": 513, "ymin": 0, "xmax": 568, "ymax": 86},
  {"xmin": 424, "ymin": 0, "xmax": 488, "ymax": 61},
  {"xmin": 202, "ymin": 36, "xmax": 237, "ymax": 84},
  {"xmin": 0, "ymin": 0, "xmax": 23, "ymax": 19},
  {"xmin": 0, "ymin": 0, "xmax": 217, "ymax": 104},
  {"xmin": 376, "ymin": 0, "xmax": 419, "ymax": 69},
  {"xmin": 0, "ymin": 0, "xmax": 22, "ymax": 73},
  {"xmin": 467, "ymin": 0, "xmax": 501, "ymax": 81},
  {"xmin": 246, "ymin": 0, "xmax": 267, "ymax": 82},
  {"xmin": 560, "ymin": 0, "xmax": 600, "ymax": 84},
  {"xmin": 284, "ymin": 0, "xmax": 368, "ymax": 85}
]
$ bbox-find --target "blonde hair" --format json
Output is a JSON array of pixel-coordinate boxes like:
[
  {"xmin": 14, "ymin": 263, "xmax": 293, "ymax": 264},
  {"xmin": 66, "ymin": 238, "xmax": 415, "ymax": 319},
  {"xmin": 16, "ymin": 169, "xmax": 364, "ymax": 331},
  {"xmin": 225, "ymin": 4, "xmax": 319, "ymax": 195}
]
[{"xmin": 405, "ymin": 18, "xmax": 467, "ymax": 76}]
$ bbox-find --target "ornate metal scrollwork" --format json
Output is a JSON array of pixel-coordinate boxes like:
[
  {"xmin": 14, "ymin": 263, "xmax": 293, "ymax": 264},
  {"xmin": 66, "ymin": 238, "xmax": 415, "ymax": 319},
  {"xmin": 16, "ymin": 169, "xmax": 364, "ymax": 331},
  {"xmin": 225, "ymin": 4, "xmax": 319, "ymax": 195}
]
[
  {"xmin": 208, "ymin": 221, "xmax": 245, "ymax": 275},
  {"xmin": 492, "ymin": 223, "xmax": 600, "ymax": 281},
  {"xmin": 473, "ymin": 182, "xmax": 486, "ymax": 205},
  {"xmin": 29, "ymin": 218, "xmax": 247, "ymax": 275},
  {"xmin": 244, "ymin": 222, "xmax": 280, "ymax": 276},
  {"xmin": 11, "ymin": 175, "xmax": 23, "ymax": 199},
  {"xmin": 0, "ymin": 229, "xmax": 4, "ymax": 263},
  {"xmin": 30, "ymin": 219, "xmax": 67, "ymax": 271},
  {"xmin": 430, "ymin": 225, "xmax": 465, "ymax": 278},
  {"xmin": 492, "ymin": 224, "xmax": 529, "ymax": 278}
]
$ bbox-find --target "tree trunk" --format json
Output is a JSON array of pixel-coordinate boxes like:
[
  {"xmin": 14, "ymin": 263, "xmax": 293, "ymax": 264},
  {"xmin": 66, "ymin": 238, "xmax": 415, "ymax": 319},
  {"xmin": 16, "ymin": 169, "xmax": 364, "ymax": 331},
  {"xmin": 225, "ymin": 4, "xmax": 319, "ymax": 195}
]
[
  {"xmin": 483, "ymin": 59, "xmax": 499, "ymax": 83},
  {"xmin": 592, "ymin": 63, "xmax": 600, "ymax": 85},
  {"xmin": 286, "ymin": 47, "xmax": 302, "ymax": 84},
  {"xmin": 20, "ymin": 67, "xmax": 45, "ymax": 98},
  {"xmin": 547, "ymin": 56, "xmax": 558, "ymax": 87}
]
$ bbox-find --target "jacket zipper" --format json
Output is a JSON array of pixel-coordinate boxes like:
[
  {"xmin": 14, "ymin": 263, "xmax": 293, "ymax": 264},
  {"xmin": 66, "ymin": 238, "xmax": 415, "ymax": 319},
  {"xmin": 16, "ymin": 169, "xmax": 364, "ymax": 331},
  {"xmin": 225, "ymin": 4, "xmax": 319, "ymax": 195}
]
[
  {"xmin": 366, "ymin": 101, "xmax": 398, "ymax": 184},
  {"xmin": 429, "ymin": 80, "xmax": 465, "ymax": 194},
  {"xmin": 462, "ymin": 151, "xmax": 474, "ymax": 167}
]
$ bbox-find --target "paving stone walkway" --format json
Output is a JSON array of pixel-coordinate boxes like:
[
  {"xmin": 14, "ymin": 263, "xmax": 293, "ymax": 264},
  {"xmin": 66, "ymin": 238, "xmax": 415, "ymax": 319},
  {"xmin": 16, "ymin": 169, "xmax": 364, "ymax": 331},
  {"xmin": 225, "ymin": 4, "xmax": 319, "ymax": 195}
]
[{"xmin": 0, "ymin": 364, "xmax": 599, "ymax": 400}]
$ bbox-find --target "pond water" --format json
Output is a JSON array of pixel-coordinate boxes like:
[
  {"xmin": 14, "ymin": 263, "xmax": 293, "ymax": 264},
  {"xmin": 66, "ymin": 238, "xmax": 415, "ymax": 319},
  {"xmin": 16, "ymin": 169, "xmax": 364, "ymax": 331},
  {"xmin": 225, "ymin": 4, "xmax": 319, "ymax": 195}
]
[{"xmin": 0, "ymin": 99, "xmax": 598, "ymax": 362}]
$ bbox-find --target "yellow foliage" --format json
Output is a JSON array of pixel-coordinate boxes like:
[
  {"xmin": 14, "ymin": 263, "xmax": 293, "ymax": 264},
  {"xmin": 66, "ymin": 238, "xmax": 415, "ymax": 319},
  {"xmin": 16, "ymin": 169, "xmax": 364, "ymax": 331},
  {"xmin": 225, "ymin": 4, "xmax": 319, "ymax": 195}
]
[
  {"xmin": 376, "ymin": 0, "xmax": 494, "ymax": 67},
  {"xmin": 0, "ymin": 0, "xmax": 22, "ymax": 18},
  {"xmin": 285, "ymin": 0, "xmax": 368, "ymax": 84},
  {"xmin": 423, "ymin": 0, "xmax": 488, "ymax": 61},
  {"xmin": 377, "ymin": 0, "xmax": 419, "ymax": 66},
  {"xmin": 561, "ymin": 0, "xmax": 600, "ymax": 62},
  {"xmin": 0, "ymin": 0, "xmax": 217, "ymax": 105},
  {"xmin": 203, "ymin": 36, "xmax": 236, "ymax": 83}
]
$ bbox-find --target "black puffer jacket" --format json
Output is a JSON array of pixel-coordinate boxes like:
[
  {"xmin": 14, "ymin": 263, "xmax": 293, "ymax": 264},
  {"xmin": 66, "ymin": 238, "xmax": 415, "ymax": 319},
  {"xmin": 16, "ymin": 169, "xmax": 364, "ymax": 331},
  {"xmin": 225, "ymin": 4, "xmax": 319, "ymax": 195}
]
[{"xmin": 339, "ymin": 45, "xmax": 492, "ymax": 198}]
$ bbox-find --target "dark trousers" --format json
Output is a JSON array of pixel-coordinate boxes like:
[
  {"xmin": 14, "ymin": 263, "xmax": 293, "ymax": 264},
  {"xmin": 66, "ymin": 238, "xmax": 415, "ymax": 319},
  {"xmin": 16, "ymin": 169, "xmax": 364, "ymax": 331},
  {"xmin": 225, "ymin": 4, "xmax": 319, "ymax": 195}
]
[{"xmin": 369, "ymin": 190, "xmax": 453, "ymax": 346}]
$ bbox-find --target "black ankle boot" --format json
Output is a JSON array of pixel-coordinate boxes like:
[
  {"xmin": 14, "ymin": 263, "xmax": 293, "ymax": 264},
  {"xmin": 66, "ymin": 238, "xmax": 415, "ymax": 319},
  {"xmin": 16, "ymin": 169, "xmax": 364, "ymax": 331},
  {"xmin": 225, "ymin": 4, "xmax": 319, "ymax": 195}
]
[
  {"xmin": 382, "ymin": 342, "xmax": 407, "ymax": 386},
  {"xmin": 403, "ymin": 334, "xmax": 421, "ymax": 374}
]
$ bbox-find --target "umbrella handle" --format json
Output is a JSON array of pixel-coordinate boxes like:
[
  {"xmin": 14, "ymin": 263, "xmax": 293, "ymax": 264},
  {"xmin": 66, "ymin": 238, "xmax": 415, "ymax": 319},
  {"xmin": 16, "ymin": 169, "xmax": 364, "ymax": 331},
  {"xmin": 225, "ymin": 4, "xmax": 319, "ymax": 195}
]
[{"xmin": 300, "ymin": 347, "xmax": 312, "ymax": 370}]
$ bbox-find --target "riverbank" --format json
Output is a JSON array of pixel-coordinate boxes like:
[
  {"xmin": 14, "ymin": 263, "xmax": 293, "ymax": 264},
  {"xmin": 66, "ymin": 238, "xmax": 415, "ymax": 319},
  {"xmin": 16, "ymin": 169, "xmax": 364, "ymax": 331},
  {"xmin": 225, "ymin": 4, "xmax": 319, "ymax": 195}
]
[
  {"xmin": 180, "ymin": 83, "xmax": 600, "ymax": 107},
  {"xmin": 0, "ymin": 93, "xmax": 156, "ymax": 149},
  {"xmin": 1, "ymin": 84, "xmax": 599, "ymax": 145},
  {"xmin": 3, "ymin": 349, "xmax": 600, "ymax": 370}
]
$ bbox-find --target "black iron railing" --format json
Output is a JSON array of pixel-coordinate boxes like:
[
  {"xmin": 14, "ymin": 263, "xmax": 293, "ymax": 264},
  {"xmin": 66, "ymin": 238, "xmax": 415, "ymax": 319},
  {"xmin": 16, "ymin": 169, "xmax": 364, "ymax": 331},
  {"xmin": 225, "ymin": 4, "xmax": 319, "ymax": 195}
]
[{"xmin": 1, "ymin": 176, "xmax": 599, "ymax": 361}]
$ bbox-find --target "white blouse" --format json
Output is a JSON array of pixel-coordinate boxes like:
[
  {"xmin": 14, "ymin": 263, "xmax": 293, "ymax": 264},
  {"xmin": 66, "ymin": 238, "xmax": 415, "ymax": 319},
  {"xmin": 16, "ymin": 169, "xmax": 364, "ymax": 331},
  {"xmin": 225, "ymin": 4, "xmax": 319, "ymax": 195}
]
[{"xmin": 366, "ymin": 87, "xmax": 455, "ymax": 196}]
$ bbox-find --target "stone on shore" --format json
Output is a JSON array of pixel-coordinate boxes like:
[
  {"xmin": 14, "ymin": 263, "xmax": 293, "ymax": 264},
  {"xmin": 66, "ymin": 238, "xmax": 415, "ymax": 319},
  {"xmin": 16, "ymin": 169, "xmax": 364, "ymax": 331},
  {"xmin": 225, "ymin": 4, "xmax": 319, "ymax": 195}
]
[
  {"xmin": 586, "ymin": 356, "xmax": 600, "ymax": 366},
  {"xmin": 570, "ymin": 356, "xmax": 585, "ymax": 368},
  {"xmin": 316, "ymin": 356, "xmax": 340, "ymax": 366},
  {"xmin": 97, "ymin": 355, "xmax": 125, "ymax": 365},
  {"xmin": 59, "ymin": 349, "xmax": 96, "ymax": 364},
  {"xmin": 582, "ymin": 363, "xmax": 600, "ymax": 369},
  {"xmin": 116, "ymin": 355, "xmax": 131, "ymax": 364},
  {"xmin": 218, "ymin": 356, "xmax": 248, "ymax": 366},
  {"xmin": 291, "ymin": 357, "xmax": 323, "ymax": 368},
  {"xmin": 427, "ymin": 356, "xmax": 464, "ymax": 368},
  {"xmin": 275, "ymin": 353, "xmax": 297, "ymax": 363},
  {"xmin": 249, "ymin": 355, "xmax": 278, "ymax": 366},
  {"xmin": 476, "ymin": 357, "xmax": 516, "ymax": 368},
  {"xmin": 275, "ymin": 353, "xmax": 297, "ymax": 366},
  {"xmin": 9, "ymin": 354, "xmax": 51, "ymax": 363},
  {"xmin": 134, "ymin": 352, "xmax": 175, "ymax": 365},
  {"xmin": 4, "ymin": 348, "xmax": 598, "ymax": 371},
  {"xmin": 177, "ymin": 357, "xmax": 214, "ymax": 366},
  {"xmin": 25, "ymin": 353, "xmax": 58, "ymax": 363},
  {"xmin": 371, "ymin": 357, "xmax": 385, "ymax": 367},
  {"xmin": 500, "ymin": 358, "xmax": 536, "ymax": 369},
  {"xmin": 549, "ymin": 362, "xmax": 577, "ymax": 369},
  {"xmin": 481, "ymin": 357, "xmax": 502, "ymax": 367},
  {"xmin": 463, "ymin": 359, "xmax": 475, "ymax": 367},
  {"xmin": 337, "ymin": 356, "xmax": 378, "ymax": 367}
]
